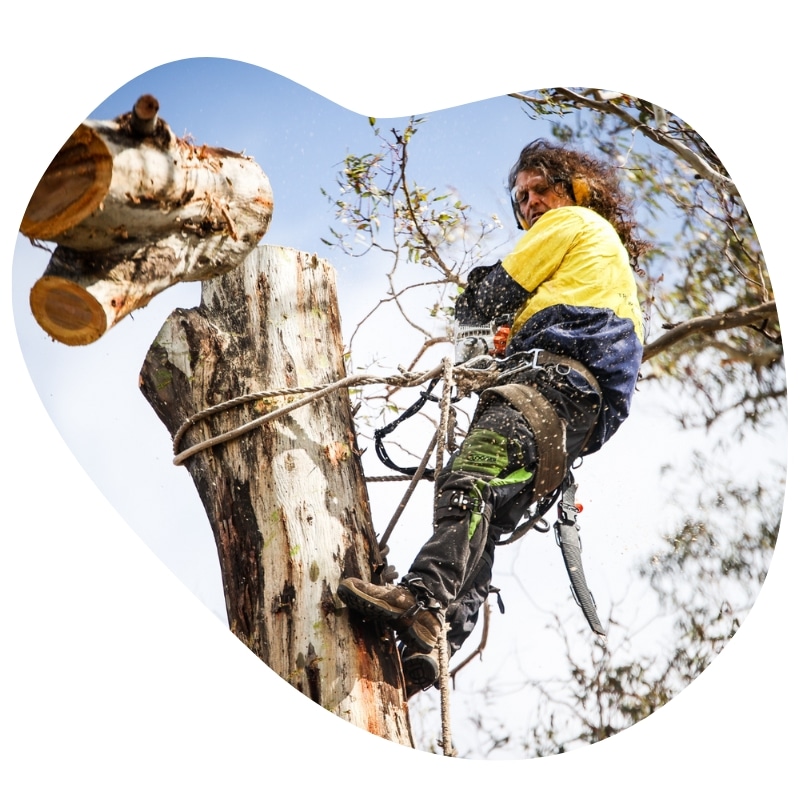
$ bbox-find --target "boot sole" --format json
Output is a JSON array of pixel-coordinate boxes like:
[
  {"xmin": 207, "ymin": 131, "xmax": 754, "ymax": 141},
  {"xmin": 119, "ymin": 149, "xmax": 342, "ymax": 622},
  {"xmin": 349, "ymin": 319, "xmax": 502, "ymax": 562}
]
[
  {"xmin": 337, "ymin": 580, "xmax": 408, "ymax": 621},
  {"xmin": 338, "ymin": 581, "xmax": 438, "ymax": 652},
  {"xmin": 403, "ymin": 653, "xmax": 439, "ymax": 690}
]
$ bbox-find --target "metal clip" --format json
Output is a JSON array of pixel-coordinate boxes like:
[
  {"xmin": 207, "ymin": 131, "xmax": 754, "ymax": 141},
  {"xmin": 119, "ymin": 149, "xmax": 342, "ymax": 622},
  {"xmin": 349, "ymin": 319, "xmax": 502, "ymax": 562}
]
[
  {"xmin": 495, "ymin": 348, "xmax": 573, "ymax": 377},
  {"xmin": 451, "ymin": 490, "xmax": 486, "ymax": 515},
  {"xmin": 496, "ymin": 348, "xmax": 544, "ymax": 373},
  {"xmin": 459, "ymin": 354, "xmax": 497, "ymax": 371}
]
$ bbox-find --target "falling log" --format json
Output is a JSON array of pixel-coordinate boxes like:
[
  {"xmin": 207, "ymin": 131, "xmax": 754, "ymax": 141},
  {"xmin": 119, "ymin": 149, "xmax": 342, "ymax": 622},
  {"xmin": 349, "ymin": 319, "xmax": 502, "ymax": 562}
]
[
  {"xmin": 139, "ymin": 244, "xmax": 414, "ymax": 746},
  {"xmin": 22, "ymin": 95, "xmax": 273, "ymax": 345}
]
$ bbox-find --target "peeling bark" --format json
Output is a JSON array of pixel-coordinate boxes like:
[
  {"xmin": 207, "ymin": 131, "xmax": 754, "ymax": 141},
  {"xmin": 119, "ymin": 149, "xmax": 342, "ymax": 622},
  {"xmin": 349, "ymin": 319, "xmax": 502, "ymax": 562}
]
[{"xmin": 139, "ymin": 245, "xmax": 413, "ymax": 746}]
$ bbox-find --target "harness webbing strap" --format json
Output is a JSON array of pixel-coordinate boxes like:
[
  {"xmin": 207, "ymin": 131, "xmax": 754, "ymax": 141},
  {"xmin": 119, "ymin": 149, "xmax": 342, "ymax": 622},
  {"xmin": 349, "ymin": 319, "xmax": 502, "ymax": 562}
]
[
  {"xmin": 374, "ymin": 378, "xmax": 440, "ymax": 479},
  {"xmin": 477, "ymin": 352, "xmax": 602, "ymax": 496},
  {"xmin": 479, "ymin": 382, "xmax": 567, "ymax": 496}
]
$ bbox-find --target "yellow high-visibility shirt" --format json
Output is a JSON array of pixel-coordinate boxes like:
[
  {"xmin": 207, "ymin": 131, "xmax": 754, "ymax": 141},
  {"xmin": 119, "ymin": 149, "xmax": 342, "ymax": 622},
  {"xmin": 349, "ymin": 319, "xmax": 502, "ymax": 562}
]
[{"xmin": 502, "ymin": 206, "xmax": 644, "ymax": 343}]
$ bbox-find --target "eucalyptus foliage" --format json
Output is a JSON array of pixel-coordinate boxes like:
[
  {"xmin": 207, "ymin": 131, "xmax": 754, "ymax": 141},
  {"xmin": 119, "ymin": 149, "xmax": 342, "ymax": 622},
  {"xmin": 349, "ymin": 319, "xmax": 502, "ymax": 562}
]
[
  {"xmin": 321, "ymin": 90, "xmax": 784, "ymax": 759},
  {"xmin": 513, "ymin": 88, "xmax": 782, "ymax": 435}
]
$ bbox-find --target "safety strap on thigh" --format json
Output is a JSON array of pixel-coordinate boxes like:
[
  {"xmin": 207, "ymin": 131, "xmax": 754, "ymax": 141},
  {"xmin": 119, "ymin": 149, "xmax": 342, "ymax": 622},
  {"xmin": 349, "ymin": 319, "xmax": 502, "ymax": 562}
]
[{"xmin": 477, "ymin": 382, "xmax": 567, "ymax": 496}]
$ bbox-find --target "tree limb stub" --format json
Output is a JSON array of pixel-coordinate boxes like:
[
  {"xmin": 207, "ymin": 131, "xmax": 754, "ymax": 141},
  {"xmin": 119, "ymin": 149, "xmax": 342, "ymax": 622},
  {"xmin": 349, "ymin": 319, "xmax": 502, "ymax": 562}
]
[{"xmin": 22, "ymin": 96, "xmax": 274, "ymax": 345}]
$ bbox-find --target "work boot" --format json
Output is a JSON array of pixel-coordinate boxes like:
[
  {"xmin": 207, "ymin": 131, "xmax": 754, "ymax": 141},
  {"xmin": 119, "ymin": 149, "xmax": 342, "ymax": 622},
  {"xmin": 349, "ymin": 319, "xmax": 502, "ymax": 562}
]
[
  {"xmin": 401, "ymin": 643, "xmax": 439, "ymax": 698},
  {"xmin": 337, "ymin": 577, "xmax": 441, "ymax": 652}
]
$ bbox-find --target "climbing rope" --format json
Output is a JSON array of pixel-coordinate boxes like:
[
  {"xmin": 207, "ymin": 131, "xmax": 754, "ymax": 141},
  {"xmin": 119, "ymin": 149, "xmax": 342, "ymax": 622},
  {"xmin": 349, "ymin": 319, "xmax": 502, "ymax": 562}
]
[
  {"xmin": 171, "ymin": 360, "xmax": 498, "ymax": 467},
  {"xmin": 437, "ymin": 620, "xmax": 456, "ymax": 757},
  {"xmin": 171, "ymin": 364, "xmax": 444, "ymax": 466},
  {"xmin": 431, "ymin": 357, "xmax": 457, "ymax": 757},
  {"xmin": 172, "ymin": 354, "xmax": 479, "ymax": 755}
]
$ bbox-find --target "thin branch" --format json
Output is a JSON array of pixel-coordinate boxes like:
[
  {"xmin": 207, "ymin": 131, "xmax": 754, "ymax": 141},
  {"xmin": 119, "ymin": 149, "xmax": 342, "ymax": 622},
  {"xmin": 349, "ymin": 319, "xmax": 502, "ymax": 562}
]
[
  {"xmin": 510, "ymin": 89, "xmax": 738, "ymax": 196},
  {"xmin": 394, "ymin": 127, "xmax": 465, "ymax": 287},
  {"xmin": 449, "ymin": 600, "xmax": 492, "ymax": 682},
  {"xmin": 346, "ymin": 280, "xmax": 450, "ymax": 355},
  {"xmin": 404, "ymin": 336, "xmax": 451, "ymax": 372}
]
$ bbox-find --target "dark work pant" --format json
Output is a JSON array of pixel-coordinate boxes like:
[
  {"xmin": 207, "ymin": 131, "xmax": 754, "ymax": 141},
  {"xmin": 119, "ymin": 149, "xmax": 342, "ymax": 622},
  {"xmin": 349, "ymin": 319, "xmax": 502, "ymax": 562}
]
[{"xmin": 403, "ymin": 364, "xmax": 601, "ymax": 654}]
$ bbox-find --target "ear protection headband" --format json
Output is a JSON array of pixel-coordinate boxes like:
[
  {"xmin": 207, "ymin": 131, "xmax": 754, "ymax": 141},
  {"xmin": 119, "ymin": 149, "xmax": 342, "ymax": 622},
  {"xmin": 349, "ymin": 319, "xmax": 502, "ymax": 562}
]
[{"xmin": 512, "ymin": 175, "xmax": 592, "ymax": 230}]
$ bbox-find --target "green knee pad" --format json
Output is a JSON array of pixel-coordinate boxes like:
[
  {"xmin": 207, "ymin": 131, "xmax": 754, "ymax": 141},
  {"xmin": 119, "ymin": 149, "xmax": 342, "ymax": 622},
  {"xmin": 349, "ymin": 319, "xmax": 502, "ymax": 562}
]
[{"xmin": 451, "ymin": 428, "xmax": 511, "ymax": 477}]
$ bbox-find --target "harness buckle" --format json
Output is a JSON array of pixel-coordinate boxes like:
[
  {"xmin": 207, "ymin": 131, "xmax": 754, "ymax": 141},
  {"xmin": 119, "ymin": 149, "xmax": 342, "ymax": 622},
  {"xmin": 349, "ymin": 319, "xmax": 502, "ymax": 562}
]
[
  {"xmin": 495, "ymin": 348, "xmax": 541, "ymax": 374},
  {"xmin": 450, "ymin": 490, "xmax": 485, "ymax": 515},
  {"xmin": 496, "ymin": 348, "xmax": 572, "ymax": 377}
]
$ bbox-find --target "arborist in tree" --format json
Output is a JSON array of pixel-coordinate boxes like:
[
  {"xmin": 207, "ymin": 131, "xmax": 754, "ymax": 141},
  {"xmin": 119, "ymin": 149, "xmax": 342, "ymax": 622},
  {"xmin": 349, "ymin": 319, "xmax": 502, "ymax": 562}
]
[{"xmin": 339, "ymin": 139, "xmax": 650, "ymax": 696}]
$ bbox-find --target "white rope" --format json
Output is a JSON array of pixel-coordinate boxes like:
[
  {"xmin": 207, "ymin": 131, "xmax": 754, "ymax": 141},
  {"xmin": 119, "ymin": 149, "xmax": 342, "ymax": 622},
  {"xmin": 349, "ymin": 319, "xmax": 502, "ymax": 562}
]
[
  {"xmin": 171, "ymin": 360, "xmax": 498, "ymax": 467},
  {"xmin": 171, "ymin": 364, "xmax": 444, "ymax": 466},
  {"xmin": 433, "ymin": 357, "xmax": 457, "ymax": 757},
  {"xmin": 172, "ymin": 353, "xmax": 478, "ymax": 753},
  {"xmin": 437, "ymin": 621, "xmax": 456, "ymax": 757}
]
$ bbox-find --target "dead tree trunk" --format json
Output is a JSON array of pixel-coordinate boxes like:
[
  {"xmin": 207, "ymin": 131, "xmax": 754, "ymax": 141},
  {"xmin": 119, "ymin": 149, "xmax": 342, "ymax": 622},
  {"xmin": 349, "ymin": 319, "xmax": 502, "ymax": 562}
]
[
  {"xmin": 22, "ymin": 95, "xmax": 273, "ymax": 345},
  {"xmin": 139, "ymin": 244, "xmax": 414, "ymax": 746}
]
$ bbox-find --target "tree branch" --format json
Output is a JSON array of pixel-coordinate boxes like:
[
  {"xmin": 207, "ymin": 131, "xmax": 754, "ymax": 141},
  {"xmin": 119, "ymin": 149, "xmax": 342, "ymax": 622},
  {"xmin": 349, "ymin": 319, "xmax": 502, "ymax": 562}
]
[
  {"xmin": 394, "ymin": 127, "xmax": 465, "ymax": 287},
  {"xmin": 449, "ymin": 600, "xmax": 491, "ymax": 683},
  {"xmin": 510, "ymin": 89, "xmax": 738, "ymax": 196},
  {"xmin": 642, "ymin": 301, "xmax": 778, "ymax": 362}
]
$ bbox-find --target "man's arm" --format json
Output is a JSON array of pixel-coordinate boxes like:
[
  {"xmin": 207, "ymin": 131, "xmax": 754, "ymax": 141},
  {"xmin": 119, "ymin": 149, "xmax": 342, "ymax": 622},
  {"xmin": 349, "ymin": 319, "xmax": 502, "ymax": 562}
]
[{"xmin": 455, "ymin": 261, "xmax": 529, "ymax": 326}]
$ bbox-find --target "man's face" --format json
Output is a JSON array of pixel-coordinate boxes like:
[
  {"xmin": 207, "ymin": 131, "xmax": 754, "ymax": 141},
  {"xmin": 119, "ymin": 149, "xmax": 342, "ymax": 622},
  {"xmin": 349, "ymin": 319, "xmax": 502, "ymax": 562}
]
[{"xmin": 513, "ymin": 168, "xmax": 573, "ymax": 229}]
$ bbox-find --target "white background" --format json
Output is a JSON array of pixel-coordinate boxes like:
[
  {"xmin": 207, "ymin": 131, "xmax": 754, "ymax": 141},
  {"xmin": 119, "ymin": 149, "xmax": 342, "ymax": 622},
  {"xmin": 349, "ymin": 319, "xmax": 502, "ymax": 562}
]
[{"xmin": 1, "ymin": 3, "xmax": 794, "ymax": 797}]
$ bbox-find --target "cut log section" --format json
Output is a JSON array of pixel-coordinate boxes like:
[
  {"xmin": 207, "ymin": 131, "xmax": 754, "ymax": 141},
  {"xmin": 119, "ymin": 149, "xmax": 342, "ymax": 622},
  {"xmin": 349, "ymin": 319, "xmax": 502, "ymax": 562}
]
[{"xmin": 22, "ymin": 95, "xmax": 274, "ymax": 345}]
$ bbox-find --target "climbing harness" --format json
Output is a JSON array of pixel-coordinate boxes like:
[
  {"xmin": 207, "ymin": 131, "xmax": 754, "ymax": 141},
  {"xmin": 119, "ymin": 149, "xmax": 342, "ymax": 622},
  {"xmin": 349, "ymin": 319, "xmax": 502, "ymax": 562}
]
[
  {"xmin": 369, "ymin": 347, "xmax": 606, "ymax": 640},
  {"xmin": 375, "ymin": 346, "xmax": 600, "ymax": 500},
  {"xmin": 373, "ymin": 378, "xmax": 443, "ymax": 480}
]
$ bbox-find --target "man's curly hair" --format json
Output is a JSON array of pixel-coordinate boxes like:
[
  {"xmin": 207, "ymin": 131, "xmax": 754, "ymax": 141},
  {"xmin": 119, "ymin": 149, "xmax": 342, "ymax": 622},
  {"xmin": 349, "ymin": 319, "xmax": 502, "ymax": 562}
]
[{"xmin": 508, "ymin": 139, "xmax": 650, "ymax": 268}]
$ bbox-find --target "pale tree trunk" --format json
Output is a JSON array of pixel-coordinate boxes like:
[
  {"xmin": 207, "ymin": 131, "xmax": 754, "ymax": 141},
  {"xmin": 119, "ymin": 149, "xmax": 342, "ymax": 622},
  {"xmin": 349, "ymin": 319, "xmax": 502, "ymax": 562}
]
[
  {"xmin": 22, "ymin": 95, "xmax": 273, "ymax": 345},
  {"xmin": 139, "ymin": 245, "xmax": 414, "ymax": 746}
]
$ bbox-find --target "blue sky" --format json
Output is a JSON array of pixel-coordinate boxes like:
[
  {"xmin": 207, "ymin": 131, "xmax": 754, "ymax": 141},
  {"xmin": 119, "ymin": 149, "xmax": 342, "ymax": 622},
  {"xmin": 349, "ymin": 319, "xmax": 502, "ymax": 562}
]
[
  {"xmin": 2, "ymin": 5, "xmax": 795, "ymax": 796},
  {"xmin": 12, "ymin": 58, "xmax": 574, "ymax": 619},
  {"xmin": 11, "ymin": 56, "xmax": 743, "ymax": 628},
  {"xmin": 79, "ymin": 57, "xmax": 548, "ymax": 255}
]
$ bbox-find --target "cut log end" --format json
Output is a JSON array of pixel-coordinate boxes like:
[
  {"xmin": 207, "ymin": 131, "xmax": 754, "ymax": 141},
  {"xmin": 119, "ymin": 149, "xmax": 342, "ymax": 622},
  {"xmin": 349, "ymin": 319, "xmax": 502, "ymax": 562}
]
[
  {"xmin": 21, "ymin": 124, "xmax": 112, "ymax": 242},
  {"xmin": 30, "ymin": 276, "xmax": 107, "ymax": 346}
]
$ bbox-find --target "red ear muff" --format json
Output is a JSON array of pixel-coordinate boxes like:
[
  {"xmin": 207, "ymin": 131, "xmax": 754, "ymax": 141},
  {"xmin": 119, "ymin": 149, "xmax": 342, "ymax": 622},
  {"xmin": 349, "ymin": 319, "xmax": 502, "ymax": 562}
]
[{"xmin": 572, "ymin": 176, "xmax": 590, "ymax": 206}]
